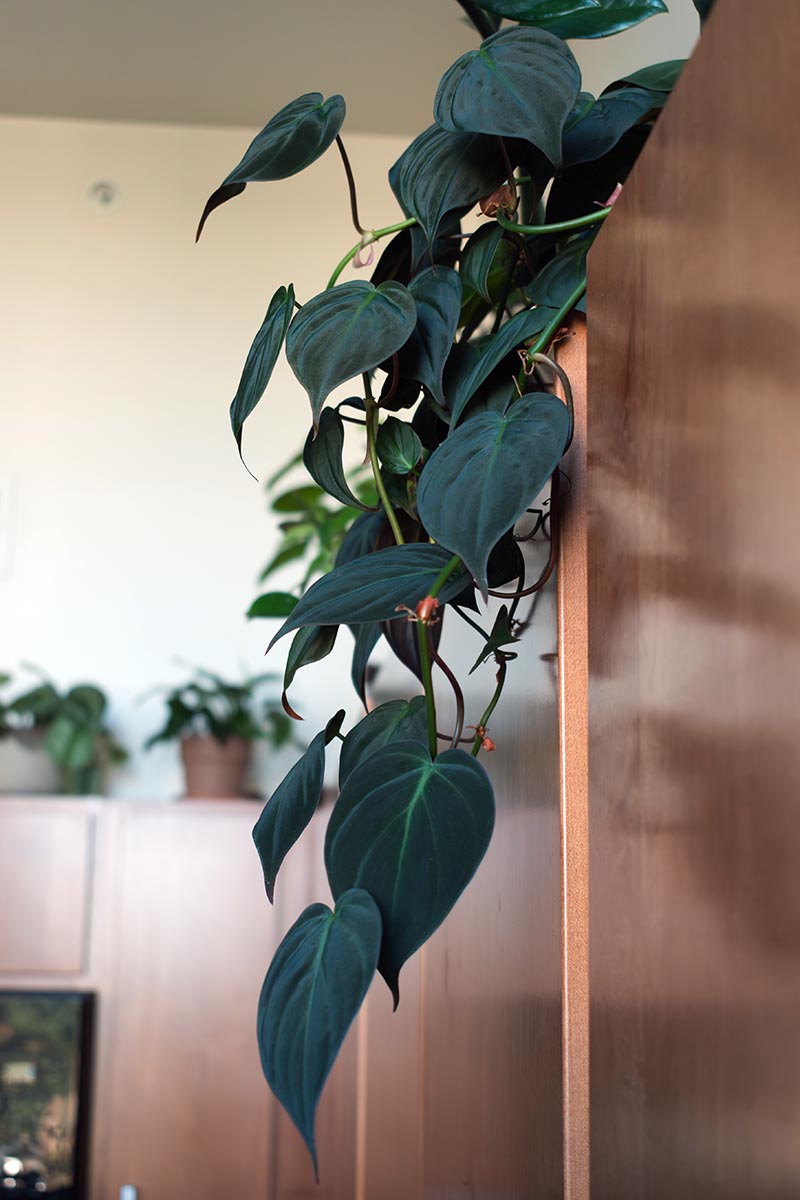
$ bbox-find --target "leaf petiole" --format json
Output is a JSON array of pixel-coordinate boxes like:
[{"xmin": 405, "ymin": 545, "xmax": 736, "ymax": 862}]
[
  {"xmin": 327, "ymin": 218, "xmax": 418, "ymax": 289},
  {"xmin": 496, "ymin": 206, "xmax": 611, "ymax": 237}
]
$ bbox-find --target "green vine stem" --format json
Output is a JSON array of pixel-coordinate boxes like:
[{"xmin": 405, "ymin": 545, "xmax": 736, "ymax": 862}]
[
  {"xmin": 496, "ymin": 206, "xmax": 611, "ymax": 237},
  {"xmin": 363, "ymin": 374, "xmax": 405, "ymax": 546},
  {"xmin": 430, "ymin": 553, "xmax": 462, "ymax": 599},
  {"xmin": 327, "ymin": 217, "xmax": 418, "ymax": 289},
  {"xmin": 471, "ymin": 657, "xmax": 508, "ymax": 757},
  {"xmin": 517, "ymin": 278, "xmax": 587, "ymax": 390},
  {"xmin": 417, "ymin": 622, "xmax": 438, "ymax": 759}
]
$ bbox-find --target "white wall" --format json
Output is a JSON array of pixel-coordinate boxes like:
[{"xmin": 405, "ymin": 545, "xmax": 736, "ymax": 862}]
[{"xmin": 0, "ymin": 2, "xmax": 698, "ymax": 798}]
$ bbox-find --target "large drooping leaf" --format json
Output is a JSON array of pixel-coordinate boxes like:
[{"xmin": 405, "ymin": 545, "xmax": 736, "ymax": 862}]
[
  {"xmin": 303, "ymin": 408, "xmax": 373, "ymax": 510},
  {"xmin": 267, "ymin": 544, "xmax": 471, "ymax": 648},
  {"xmin": 257, "ymin": 889, "xmax": 381, "ymax": 1175},
  {"xmin": 446, "ymin": 305, "xmax": 558, "ymax": 427},
  {"xmin": 434, "ymin": 27, "xmax": 581, "ymax": 165},
  {"xmin": 525, "ymin": 235, "xmax": 591, "ymax": 307},
  {"xmin": 397, "ymin": 267, "xmax": 462, "ymax": 407},
  {"xmin": 350, "ymin": 621, "xmax": 381, "ymax": 706},
  {"xmin": 477, "ymin": 0, "xmax": 667, "ymax": 39},
  {"xmin": 563, "ymin": 86, "xmax": 659, "ymax": 164},
  {"xmin": 417, "ymin": 393, "xmax": 570, "ymax": 594},
  {"xmin": 252, "ymin": 726, "xmax": 329, "ymax": 902},
  {"xmin": 282, "ymin": 625, "xmax": 339, "ymax": 716},
  {"xmin": 338, "ymin": 698, "xmax": 429, "ymax": 786},
  {"xmin": 230, "ymin": 285, "xmax": 294, "ymax": 465},
  {"xmin": 376, "ymin": 417, "xmax": 422, "ymax": 475},
  {"xmin": 197, "ymin": 93, "xmax": 345, "ymax": 238},
  {"xmin": 286, "ymin": 282, "xmax": 417, "ymax": 427},
  {"xmin": 325, "ymin": 741, "xmax": 495, "ymax": 1005},
  {"xmin": 389, "ymin": 125, "xmax": 506, "ymax": 246}
]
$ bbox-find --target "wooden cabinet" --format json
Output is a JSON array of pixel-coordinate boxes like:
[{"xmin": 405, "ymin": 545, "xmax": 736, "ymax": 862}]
[{"xmin": 0, "ymin": 798, "xmax": 277, "ymax": 1200}]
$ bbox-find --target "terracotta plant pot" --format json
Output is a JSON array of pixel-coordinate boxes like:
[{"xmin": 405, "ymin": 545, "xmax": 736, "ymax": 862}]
[{"xmin": 180, "ymin": 735, "xmax": 252, "ymax": 799}]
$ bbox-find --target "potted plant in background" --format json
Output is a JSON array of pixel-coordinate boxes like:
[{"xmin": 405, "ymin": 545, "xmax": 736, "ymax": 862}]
[
  {"xmin": 144, "ymin": 666, "xmax": 297, "ymax": 799},
  {"xmin": 0, "ymin": 667, "xmax": 127, "ymax": 795}
]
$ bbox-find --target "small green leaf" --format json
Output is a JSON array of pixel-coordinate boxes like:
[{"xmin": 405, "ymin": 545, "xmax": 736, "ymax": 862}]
[
  {"xmin": 286, "ymin": 282, "xmax": 417, "ymax": 427},
  {"xmin": 267, "ymin": 544, "xmax": 471, "ymax": 649},
  {"xmin": 477, "ymin": 0, "xmax": 667, "ymax": 39},
  {"xmin": 197, "ymin": 93, "xmax": 345, "ymax": 238},
  {"xmin": 325, "ymin": 742, "xmax": 495, "ymax": 1005},
  {"xmin": 460, "ymin": 223, "xmax": 515, "ymax": 306},
  {"xmin": 257, "ymin": 889, "xmax": 382, "ymax": 1175},
  {"xmin": 339, "ymin": 697, "xmax": 429, "ymax": 786},
  {"xmin": 447, "ymin": 305, "xmax": 558, "ymax": 427},
  {"xmin": 230, "ymin": 286, "xmax": 294, "ymax": 465},
  {"xmin": 469, "ymin": 606, "xmax": 521, "ymax": 673},
  {"xmin": 248, "ymin": 592, "xmax": 299, "ymax": 619},
  {"xmin": 303, "ymin": 408, "xmax": 373, "ymax": 510},
  {"xmin": 417, "ymin": 393, "xmax": 570, "ymax": 595},
  {"xmin": 434, "ymin": 27, "xmax": 581, "ymax": 165},
  {"xmin": 563, "ymin": 86, "xmax": 659, "ymax": 165},
  {"xmin": 258, "ymin": 540, "xmax": 307, "ymax": 584},
  {"xmin": 525, "ymin": 235, "xmax": 591, "ymax": 308},
  {"xmin": 350, "ymin": 621, "xmax": 381, "ymax": 706},
  {"xmin": 282, "ymin": 625, "xmax": 339, "ymax": 715},
  {"xmin": 608, "ymin": 59, "xmax": 685, "ymax": 92},
  {"xmin": 389, "ymin": 125, "xmax": 506, "ymax": 246},
  {"xmin": 397, "ymin": 267, "xmax": 462, "ymax": 407},
  {"xmin": 252, "ymin": 727, "xmax": 327, "ymax": 902},
  {"xmin": 272, "ymin": 484, "xmax": 327, "ymax": 513},
  {"xmin": 377, "ymin": 418, "xmax": 422, "ymax": 475}
]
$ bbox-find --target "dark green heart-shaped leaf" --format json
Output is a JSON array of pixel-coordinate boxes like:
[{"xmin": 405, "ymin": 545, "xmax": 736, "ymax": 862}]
[
  {"xmin": 389, "ymin": 125, "xmax": 506, "ymax": 246},
  {"xmin": 607, "ymin": 59, "xmax": 685, "ymax": 93},
  {"xmin": 303, "ymin": 408, "xmax": 373, "ymax": 510},
  {"xmin": 434, "ymin": 27, "xmax": 581, "ymax": 165},
  {"xmin": 460, "ymin": 223, "xmax": 516, "ymax": 306},
  {"xmin": 286, "ymin": 282, "xmax": 417, "ymax": 427},
  {"xmin": 257, "ymin": 889, "xmax": 381, "ymax": 1175},
  {"xmin": 478, "ymin": 0, "xmax": 667, "ymax": 38},
  {"xmin": 563, "ymin": 86, "xmax": 659, "ymax": 165},
  {"xmin": 525, "ymin": 235, "xmax": 591, "ymax": 307},
  {"xmin": 397, "ymin": 267, "xmax": 462, "ymax": 407},
  {"xmin": 339, "ymin": 698, "xmax": 429, "ymax": 787},
  {"xmin": 44, "ymin": 718, "xmax": 95, "ymax": 769},
  {"xmin": 197, "ymin": 93, "xmax": 345, "ymax": 239},
  {"xmin": 417, "ymin": 393, "xmax": 570, "ymax": 594},
  {"xmin": 351, "ymin": 621, "xmax": 381, "ymax": 706},
  {"xmin": 230, "ymin": 285, "xmax": 294, "ymax": 467},
  {"xmin": 267, "ymin": 544, "xmax": 471, "ymax": 648},
  {"xmin": 282, "ymin": 625, "xmax": 339, "ymax": 717},
  {"xmin": 325, "ymin": 741, "xmax": 495, "ymax": 1005},
  {"xmin": 377, "ymin": 418, "xmax": 422, "ymax": 475},
  {"xmin": 469, "ymin": 605, "xmax": 521, "ymax": 673},
  {"xmin": 252, "ymin": 726, "xmax": 329, "ymax": 902},
  {"xmin": 447, "ymin": 305, "xmax": 558, "ymax": 427},
  {"xmin": 248, "ymin": 591, "xmax": 299, "ymax": 619}
]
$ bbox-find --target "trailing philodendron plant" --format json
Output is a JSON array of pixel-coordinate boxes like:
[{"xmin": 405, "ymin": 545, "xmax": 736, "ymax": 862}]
[{"xmin": 197, "ymin": 0, "xmax": 709, "ymax": 1174}]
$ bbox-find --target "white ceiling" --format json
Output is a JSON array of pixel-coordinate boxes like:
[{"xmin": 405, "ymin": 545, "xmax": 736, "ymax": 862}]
[{"xmin": 0, "ymin": 0, "xmax": 699, "ymax": 135}]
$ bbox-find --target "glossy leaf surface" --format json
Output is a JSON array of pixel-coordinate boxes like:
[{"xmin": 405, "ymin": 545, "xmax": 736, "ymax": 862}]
[
  {"xmin": 608, "ymin": 59, "xmax": 685, "ymax": 92},
  {"xmin": 229, "ymin": 285, "xmax": 294, "ymax": 463},
  {"xmin": 377, "ymin": 417, "xmax": 422, "ymax": 475},
  {"xmin": 447, "ymin": 305, "xmax": 557, "ymax": 427},
  {"xmin": 397, "ymin": 267, "xmax": 462, "ymax": 407},
  {"xmin": 417, "ymin": 393, "xmax": 570, "ymax": 594},
  {"xmin": 563, "ymin": 86, "xmax": 658, "ymax": 165},
  {"xmin": 325, "ymin": 741, "xmax": 495, "ymax": 1004},
  {"xmin": 434, "ymin": 27, "xmax": 581, "ymax": 165},
  {"xmin": 283, "ymin": 625, "xmax": 338, "ymax": 714},
  {"xmin": 339, "ymin": 697, "xmax": 429, "ymax": 786},
  {"xmin": 303, "ymin": 408, "xmax": 373, "ymax": 509},
  {"xmin": 267, "ymin": 544, "xmax": 471, "ymax": 648},
  {"xmin": 252, "ymin": 727, "xmax": 327, "ymax": 902},
  {"xmin": 460, "ymin": 223, "xmax": 513, "ymax": 305},
  {"xmin": 477, "ymin": 0, "xmax": 667, "ymax": 38},
  {"xmin": 286, "ymin": 282, "xmax": 417, "ymax": 426},
  {"xmin": 197, "ymin": 93, "xmax": 345, "ymax": 238},
  {"xmin": 334, "ymin": 510, "xmax": 386, "ymax": 568},
  {"xmin": 389, "ymin": 125, "xmax": 506, "ymax": 245},
  {"xmin": 525, "ymin": 235, "xmax": 591, "ymax": 307},
  {"xmin": 257, "ymin": 889, "xmax": 381, "ymax": 1173},
  {"xmin": 351, "ymin": 621, "xmax": 381, "ymax": 706}
]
